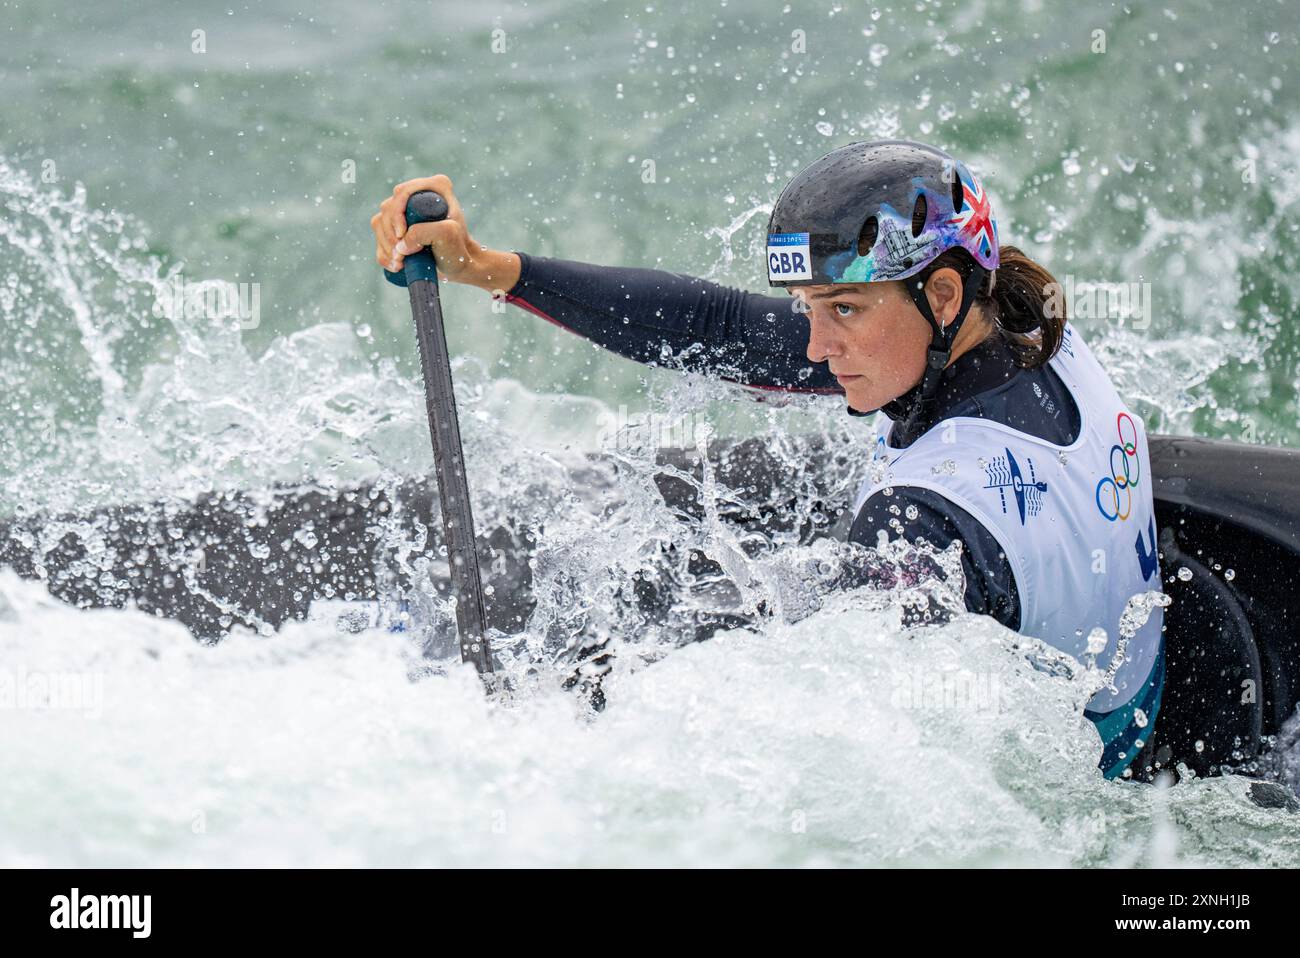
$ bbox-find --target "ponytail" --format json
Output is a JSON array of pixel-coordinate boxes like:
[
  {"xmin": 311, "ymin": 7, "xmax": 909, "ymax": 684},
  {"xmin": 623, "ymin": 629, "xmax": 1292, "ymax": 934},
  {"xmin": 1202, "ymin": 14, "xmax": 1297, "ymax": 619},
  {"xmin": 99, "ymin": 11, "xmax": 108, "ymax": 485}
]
[{"xmin": 917, "ymin": 244, "xmax": 1066, "ymax": 369}]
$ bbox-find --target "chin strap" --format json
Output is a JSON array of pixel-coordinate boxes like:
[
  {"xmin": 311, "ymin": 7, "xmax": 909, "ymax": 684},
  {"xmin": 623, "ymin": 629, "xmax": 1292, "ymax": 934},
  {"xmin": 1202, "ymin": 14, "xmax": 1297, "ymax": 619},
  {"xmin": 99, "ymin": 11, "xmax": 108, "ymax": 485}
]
[{"xmin": 874, "ymin": 264, "xmax": 986, "ymax": 432}]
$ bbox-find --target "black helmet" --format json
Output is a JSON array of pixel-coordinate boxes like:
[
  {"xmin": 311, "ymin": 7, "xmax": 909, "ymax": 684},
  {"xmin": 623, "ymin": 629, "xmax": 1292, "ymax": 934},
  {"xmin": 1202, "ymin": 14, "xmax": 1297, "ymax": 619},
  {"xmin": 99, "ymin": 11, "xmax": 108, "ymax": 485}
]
[
  {"xmin": 766, "ymin": 139, "xmax": 998, "ymax": 286},
  {"xmin": 766, "ymin": 140, "xmax": 1001, "ymax": 419}
]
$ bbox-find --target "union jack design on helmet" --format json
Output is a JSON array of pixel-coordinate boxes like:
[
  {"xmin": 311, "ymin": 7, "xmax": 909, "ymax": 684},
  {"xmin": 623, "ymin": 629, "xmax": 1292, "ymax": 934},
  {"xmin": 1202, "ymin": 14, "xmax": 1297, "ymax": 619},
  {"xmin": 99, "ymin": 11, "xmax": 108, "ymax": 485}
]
[
  {"xmin": 765, "ymin": 140, "xmax": 1001, "ymax": 422},
  {"xmin": 766, "ymin": 139, "xmax": 999, "ymax": 288}
]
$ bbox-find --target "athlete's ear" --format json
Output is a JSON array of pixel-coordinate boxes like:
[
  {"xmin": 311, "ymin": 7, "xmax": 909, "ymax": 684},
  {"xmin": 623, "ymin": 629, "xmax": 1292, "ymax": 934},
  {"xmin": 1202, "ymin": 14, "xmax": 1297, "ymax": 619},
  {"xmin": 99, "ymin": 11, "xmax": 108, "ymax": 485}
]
[{"xmin": 924, "ymin": 267, "xmax": 965, "ymax": 328}]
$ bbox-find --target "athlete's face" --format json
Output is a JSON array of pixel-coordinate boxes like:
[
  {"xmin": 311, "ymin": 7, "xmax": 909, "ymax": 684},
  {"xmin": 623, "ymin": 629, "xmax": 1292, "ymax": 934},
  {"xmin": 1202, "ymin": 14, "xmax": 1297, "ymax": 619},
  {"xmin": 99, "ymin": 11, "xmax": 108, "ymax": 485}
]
[{"xmin": 792, "ymin": 281, "xmax": 934, "ymax": 413}]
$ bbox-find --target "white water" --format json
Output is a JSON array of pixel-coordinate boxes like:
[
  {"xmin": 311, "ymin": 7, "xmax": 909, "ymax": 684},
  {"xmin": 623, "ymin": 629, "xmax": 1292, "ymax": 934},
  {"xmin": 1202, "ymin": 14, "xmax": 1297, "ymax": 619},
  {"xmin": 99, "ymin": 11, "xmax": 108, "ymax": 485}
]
[{"xmin": 3, "ymin": 570, "xmax": 1297, "ymax": 867}]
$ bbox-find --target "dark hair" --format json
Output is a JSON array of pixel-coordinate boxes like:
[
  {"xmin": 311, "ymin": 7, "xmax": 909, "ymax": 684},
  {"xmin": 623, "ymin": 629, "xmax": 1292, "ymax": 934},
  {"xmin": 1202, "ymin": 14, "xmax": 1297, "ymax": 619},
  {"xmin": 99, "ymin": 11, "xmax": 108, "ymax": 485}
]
[{"xmin": 915, "ymin": 244, "xmax": 1065, "ymax": 368}]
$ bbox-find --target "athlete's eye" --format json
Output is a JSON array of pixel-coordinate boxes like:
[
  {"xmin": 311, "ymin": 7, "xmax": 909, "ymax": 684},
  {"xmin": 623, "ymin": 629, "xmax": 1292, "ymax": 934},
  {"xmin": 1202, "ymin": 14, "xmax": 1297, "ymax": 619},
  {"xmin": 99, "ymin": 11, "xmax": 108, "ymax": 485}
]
[{"xmin": 833, "ymin": 302, "xmax": 857, "ymax": 318}]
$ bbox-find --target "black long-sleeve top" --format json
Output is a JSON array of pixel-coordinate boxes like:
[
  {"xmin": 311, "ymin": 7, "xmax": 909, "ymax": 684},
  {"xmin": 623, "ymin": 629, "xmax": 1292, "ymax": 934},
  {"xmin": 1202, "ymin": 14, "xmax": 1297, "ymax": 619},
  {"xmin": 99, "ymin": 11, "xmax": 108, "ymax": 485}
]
[{"xmin": 503, "ymin": 252, "xmax": 1080, "ymax": 630}]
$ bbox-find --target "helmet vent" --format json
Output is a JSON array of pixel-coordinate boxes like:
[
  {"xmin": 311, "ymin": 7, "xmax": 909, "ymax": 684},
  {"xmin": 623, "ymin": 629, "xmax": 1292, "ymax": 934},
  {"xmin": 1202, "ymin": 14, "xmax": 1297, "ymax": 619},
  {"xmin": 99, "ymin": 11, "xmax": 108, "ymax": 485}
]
[
  {"xmin": 857, "ymin": 216, "xmax": 878, "ymax": 257},
  {"xmin": 952, "ymin": 174, "xmax": 964, "ymax": 214},
  {"xmin": 911, "ymin": 194, "xmax": 928, "ymax": 236}
]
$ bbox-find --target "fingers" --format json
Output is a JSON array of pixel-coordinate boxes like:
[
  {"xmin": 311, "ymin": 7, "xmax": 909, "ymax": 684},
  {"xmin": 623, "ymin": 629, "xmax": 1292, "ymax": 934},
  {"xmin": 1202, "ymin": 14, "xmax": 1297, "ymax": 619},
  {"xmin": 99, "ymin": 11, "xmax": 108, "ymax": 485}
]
[
  {"xmin": 380, "ymin": 219, "xmax": 469, "ymax": 276},
  {"xmin": 399, "ymin": 219, "xmax": 456, "ymax": 251},
  {"xmin": 395, "ymin": 220, "xmax": 467, "ymax": 273},
  {"xmin": 373, "ymin": 173, "xmax": 468, "ymax": 276},
  {"xmin": 384, "ymin": 173, "xmax": 455, "ymax": 244},
  {"xmin": 371, "ymin": 212, "xmax": 398, "ymax": 271}
]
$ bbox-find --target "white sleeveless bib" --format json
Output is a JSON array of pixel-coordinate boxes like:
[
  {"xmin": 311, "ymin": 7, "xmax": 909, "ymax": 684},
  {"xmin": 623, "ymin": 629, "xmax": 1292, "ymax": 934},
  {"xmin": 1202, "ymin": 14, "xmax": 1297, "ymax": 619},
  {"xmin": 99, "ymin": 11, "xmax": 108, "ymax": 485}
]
[{"xmin": 851, "ymin": 325, "xmax": 1163, "ymax": 713}]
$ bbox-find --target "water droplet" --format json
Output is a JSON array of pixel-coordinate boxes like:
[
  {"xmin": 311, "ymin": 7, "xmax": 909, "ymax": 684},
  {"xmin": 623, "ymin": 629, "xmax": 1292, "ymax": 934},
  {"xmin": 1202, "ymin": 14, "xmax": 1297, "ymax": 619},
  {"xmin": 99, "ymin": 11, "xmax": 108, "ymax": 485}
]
[{"xmin": 1086, "ymin": 627, "xmax": 1108, "ymax": 654}]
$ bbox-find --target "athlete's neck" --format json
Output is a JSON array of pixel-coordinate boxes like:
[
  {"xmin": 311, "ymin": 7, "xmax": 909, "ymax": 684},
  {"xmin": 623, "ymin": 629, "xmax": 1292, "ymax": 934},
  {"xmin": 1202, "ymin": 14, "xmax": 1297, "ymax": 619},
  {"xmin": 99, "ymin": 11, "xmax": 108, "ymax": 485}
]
[{"xmin": 876, "ymin": 334, "xmax": 1017, "ymax": 443}]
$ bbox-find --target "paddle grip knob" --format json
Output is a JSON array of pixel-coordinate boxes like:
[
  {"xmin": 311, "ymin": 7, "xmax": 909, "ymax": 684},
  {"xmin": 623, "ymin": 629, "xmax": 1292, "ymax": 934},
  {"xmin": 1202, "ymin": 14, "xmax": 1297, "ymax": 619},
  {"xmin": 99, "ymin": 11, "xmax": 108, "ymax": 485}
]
[{"xmin": 383, "ymin": 190, "xmax": 450, "ymax": 288}]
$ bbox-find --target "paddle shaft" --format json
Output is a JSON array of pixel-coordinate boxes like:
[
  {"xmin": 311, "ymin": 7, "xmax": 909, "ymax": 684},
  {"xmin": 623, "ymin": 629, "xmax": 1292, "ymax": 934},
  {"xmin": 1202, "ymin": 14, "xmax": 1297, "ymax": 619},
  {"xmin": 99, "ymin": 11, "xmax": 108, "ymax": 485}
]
[{"xmin": 384, "ymin": 192, "xmax": 492, "ymax": 674}]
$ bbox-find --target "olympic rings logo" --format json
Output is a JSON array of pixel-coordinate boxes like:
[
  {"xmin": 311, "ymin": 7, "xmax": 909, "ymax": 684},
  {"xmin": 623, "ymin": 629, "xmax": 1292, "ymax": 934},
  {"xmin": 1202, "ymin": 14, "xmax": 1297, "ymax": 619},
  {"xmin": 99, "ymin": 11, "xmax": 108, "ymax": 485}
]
[{"xmin": 1095, "ymin": 412, "xmax": 1141, "ymax": 522}]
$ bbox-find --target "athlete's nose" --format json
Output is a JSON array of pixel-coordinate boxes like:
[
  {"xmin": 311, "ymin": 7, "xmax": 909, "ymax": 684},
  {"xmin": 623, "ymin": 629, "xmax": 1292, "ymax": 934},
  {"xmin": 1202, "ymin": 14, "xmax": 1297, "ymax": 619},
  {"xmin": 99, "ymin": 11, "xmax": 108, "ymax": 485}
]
[{"xmin": 805, "ymin": 311, "xmax": 841, "ymax": 365}]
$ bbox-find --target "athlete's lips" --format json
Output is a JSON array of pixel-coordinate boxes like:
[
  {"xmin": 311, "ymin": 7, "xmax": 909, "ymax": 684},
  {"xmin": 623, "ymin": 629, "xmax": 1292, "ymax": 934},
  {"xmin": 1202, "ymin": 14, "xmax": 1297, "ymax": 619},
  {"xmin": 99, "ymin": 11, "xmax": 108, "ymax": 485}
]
[{"xmin": 834, "ymin": 373, "xmax": 862, "ymax": 383}]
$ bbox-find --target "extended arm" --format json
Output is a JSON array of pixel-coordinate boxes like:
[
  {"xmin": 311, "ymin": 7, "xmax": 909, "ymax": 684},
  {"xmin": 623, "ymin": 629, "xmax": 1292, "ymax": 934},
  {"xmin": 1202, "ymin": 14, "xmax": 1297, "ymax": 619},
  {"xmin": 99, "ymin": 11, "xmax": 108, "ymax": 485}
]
[{"xmin": 504, "ymin": 252, "xmax": 844, "ymax": 396}]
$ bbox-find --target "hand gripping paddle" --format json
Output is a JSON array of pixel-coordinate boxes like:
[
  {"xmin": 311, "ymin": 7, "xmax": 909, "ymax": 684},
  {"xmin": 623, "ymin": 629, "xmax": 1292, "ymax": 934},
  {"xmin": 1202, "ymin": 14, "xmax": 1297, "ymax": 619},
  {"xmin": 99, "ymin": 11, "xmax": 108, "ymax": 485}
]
[{"xmin": 383, "ymin": 191, "xmax": 493, "ymax": 676}]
